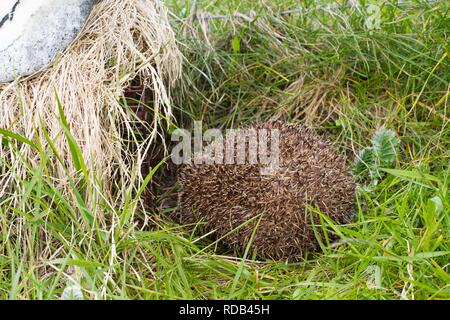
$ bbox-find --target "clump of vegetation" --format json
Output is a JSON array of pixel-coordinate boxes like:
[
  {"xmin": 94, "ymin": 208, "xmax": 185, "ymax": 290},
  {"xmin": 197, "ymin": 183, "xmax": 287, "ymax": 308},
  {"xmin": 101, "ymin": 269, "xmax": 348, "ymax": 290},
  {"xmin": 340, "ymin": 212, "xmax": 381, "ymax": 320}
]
[
  {"xmin": 354, "ymin": 127, "xmax": 401, "ymax": 186},
  {"xmin": 178, "ymin": 121, "xmax": 355, "ymax": 260}
]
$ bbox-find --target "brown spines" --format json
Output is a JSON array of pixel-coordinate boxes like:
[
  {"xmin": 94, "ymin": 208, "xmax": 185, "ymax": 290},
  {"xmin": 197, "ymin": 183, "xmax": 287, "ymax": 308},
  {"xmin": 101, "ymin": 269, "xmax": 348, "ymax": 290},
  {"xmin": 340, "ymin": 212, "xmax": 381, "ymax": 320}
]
[{"xmin": 178, "ymin": 121, "xmax": 355, "ymax": 260}]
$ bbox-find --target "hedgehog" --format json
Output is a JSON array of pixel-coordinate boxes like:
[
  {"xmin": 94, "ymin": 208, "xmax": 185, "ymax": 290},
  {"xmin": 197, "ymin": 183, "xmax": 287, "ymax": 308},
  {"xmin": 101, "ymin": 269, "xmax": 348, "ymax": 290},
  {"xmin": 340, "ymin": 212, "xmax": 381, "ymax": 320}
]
[{"xmin": 178, "ymin": 121, "xmax": 355, "ymax": 261}]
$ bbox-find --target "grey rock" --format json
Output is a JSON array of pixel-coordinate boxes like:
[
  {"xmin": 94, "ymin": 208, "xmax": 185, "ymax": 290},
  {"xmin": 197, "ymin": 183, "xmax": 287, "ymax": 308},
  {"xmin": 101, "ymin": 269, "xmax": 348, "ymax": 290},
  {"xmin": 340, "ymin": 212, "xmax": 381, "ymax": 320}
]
[{"xmin": 0, "ymin": 0, "xmax": 95, "ymax": 83}]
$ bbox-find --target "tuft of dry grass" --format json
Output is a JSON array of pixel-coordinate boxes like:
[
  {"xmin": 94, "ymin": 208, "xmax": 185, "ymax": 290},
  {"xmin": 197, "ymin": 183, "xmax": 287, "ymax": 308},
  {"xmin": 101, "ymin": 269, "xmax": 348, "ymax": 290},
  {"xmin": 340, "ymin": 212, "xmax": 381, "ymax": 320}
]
[
  {"xmin": 0, "ymin": 0, "xmax": 182, "ymax": 205},
  {"xmin": 280, "ymin": 67, "xmax": 354, "ymax": 126}
]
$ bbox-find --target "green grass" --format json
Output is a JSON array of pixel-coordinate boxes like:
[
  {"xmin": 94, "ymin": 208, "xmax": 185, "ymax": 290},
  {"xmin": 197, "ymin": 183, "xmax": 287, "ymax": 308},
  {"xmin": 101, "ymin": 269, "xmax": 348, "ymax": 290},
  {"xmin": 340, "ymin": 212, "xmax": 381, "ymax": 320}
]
[{"xmin": 0, "ymin": 0, "xmax": 449, "ymax": 299}]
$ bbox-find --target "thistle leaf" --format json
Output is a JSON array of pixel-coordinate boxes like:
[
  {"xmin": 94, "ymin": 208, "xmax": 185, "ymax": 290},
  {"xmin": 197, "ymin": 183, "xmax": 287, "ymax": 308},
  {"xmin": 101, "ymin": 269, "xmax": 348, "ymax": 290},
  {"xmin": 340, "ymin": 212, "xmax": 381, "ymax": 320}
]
[
  {"xmin": 371, "ymin": 127, "xmax": 400, "ymax": 167},
  {"xmin": 354, "ymin": 127, "xmax": 400, "ymax": 185},
  {"xmin": 354, "ymin": 147, "xmax": 376, "ymax": 176}
]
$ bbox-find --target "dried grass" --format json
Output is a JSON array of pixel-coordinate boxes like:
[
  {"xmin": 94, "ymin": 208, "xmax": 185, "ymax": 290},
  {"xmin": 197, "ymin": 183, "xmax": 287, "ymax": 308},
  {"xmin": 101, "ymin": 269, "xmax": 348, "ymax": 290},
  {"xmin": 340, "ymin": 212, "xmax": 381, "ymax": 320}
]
[
  {"xmin": 0, "ymin": 0, "xmax": 182, "ymax": 204},
  {"xmin": 280, "ymin": 67, "xmax": 354, "ymax": 127}
]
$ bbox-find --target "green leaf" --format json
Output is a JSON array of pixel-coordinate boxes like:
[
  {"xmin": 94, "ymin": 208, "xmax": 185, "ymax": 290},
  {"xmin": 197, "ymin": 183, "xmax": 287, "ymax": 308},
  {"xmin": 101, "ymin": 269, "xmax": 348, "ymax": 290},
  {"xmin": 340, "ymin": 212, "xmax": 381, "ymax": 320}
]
[
  {"xmin": 354, "ymin": 127, "xmax": 400, "ymax": 185},
  {"xmin": 354, "ymin": 147, "xmax": 376, "ymax": 176},
  {"xmin": 381, "ymin": 168, "xmax": 440, "ymax": 183},
  {"xmin": 0, "ymin": 128, "xmax": 37, "ymax": 149},
  {"xmin": 232, "ymin": 36, "xmax": 241, "ymax": 53},
  {"xmin": 371, "ymin": 127, "xmax": 400, "ymax": 167}
]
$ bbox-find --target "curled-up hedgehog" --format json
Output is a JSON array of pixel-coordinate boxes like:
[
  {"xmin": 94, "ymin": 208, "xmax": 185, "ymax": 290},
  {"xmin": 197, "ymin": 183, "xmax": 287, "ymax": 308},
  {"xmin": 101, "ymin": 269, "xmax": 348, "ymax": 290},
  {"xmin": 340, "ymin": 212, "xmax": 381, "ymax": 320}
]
[{"xmin": 178, "ymin": 121, "xmax": 355, "ymax": 261}]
